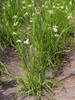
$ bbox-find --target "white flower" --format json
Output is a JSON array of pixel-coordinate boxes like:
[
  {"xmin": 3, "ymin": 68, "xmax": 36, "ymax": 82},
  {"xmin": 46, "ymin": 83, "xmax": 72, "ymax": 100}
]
[
  {"xmin": 53, "ymin": 28, "xmax": 58, "ymax": 32},
  {"xmin": 57, "ymin": 4, "xmax": 59, "ymax": 6},
  {"xmin": 27, "ymin": 27, "xmax": 30, "ymax": 30},
  {"xmin": 13, "ymin": 15, "xmax": 17, "ymax": 19},
  {"xmin": 22, "ymin": 7, "xmax": 26, "ymax": 9},
  {"xmin": 53, "ymin": 5, "xmax": 55, "ymax": 8},
  {"xmin": 32, "ymin": 13, "xmax": 35, "ymax": 16},
  {"xmin": 45, "ymin": 6, "xmax": 48, "ymax": 8},
  {"xmin": 13, "ymin": 22, "xmax": 18, "ymax": 26},
  {"xmin": 30, "ymin": 18, "xmax": 33, "ymax": 20},
  {"xmin": 31, "ymin": 1, "xmax": 34, "ymax": 3},
  {"xmin": 3, "ymin": 6, "xmax": 5, "ymax": 9},
  {"xmin": 28, "ymin": 4, "xmax": 32, "ymax": 7},
  {"xmin": 30, "ymin": 45, "xmax": 32, "ymax": 53},
  {"xmin": 35, "ymin": 7, "xmax": 36, "ymax": 10},
  {"xmin": 68, "ymin": 15, "xmax": 72, "ymax": 19},
  {"xmin": 54, "ymin": 26, "xmax": 58, "ymax": 28},
  {"xmin": 53, "ymin": 26, "xmax": 58, "ymax": 32},
  {"xmin": 69, "ymin": 1, "xmax": 72, "ymax": 5},
  {"xmin": 32, "ymin": 4, "xmax": 34, "ymax": 6},
  {"xmin": 37, "ymin": 7, "xmax": 40, "ymax": 9},
  {"xmin": 24, "ymin": 39, "xmax": 29, "ymax": 44},
  {"xmin": 54, "ymin": 34, "xmax": 59, "ymax": 37},
  {"xmin": 48, "ymin": 10, "xmax": 53, "ymax": 14},
  {"xmin": 60, "ymin": 6, "xmax": 64, "ymax": 9},
  {"xmin": 65, "ymin": 10, "xmax": 68, "ymax": 13},
  {"xmin": 13, "ymin": 32, "xmax": 17, "ymax": 35},
  {"xmin": 68, "ymin": 13, "xmax": 72, "ymax": 19},
  {"xmin": 42, "ymin": 5, "xmax": 45, "ymax": 7},
  {"xmin": 45, "ymin": 1, "xmax": 47, "ymax": 4},
  {"xmin": 63, "ymin": 2, "xmax": 65, "ymax": 4},
  {"xmin": 16, "ymin": 40, "xmax": 21, "ymax": 43},
  {"xmin": 30, "ymin": 20, "xmax": 33, "ymax": 23},
  {"xmin": 22, "ymin": 1, "xmax": 26, "ymax": 4},
  {"xmin": 48, "ymin": 26, "xmax": 51, "ymax": 29},
  {"xmin": 56, "ymin": 7, "xmax": 59, "ymax": 9},
  {"xmin": 6, "ymin": 22, "xmax": 8, "ymax": 26},
  {"xmin": 8, "ymin": 3, "xmax": 10, "ymax": 7},
  {"xmin": 36, "ymin": 12, "xmax": 40, "ymax": 14},
  {"xmin": 24, "ymin": 12, "xmax": 28, "ymax": 16},
  {"xmin": 66, "ymin": 6, "xmax": 68, "ymax": 10}
]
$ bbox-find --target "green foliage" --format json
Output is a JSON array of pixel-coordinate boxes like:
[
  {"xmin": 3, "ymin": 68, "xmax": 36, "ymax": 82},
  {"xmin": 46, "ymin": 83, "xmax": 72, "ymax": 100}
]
[{"xmin": 0, "ymin": 0, "xmax": 75, "ymax": 99}]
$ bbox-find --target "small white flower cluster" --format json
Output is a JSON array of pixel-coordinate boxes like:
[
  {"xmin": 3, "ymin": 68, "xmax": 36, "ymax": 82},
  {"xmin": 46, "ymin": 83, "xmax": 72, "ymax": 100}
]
[
  {"xmin": 24, "ymin": 39, "xmax": 29, "ymax": 44},
  {"xmin": 35, "ymin": 7, "xmax": 36, "ymax": 10},
  {"xmin": 32, "ymin": 3, "xmax": 34, "ymax": 6},
  {"xmin": 53, "ymin": 4, "xmax": 64, "ymax": 9},
  {"xmin": 66, "ymin": 6, "xmax": 68, "ymax": 10},
  {"xmin": 53, "ymin": 5, "xmax": 55, "ymax": 8},
  {"xmin": 45, "ymin": 1, "xmax": 47, "ymax": 4},
  {"xmin": 42, "ymin": 1, "xmax": 48, "ymax": 8},
  {"xmin": 68, "ymin": 13, "xmax": 72, "ymax": 19},
  {"xmin": 13, "ymin": 32, "xmax": 17, "ymax": 35},
  {"xmin": 30, "ymin": 20, "xmax": 33, "ymax": 23},
  {"xmin": 29, "ymin": 45, "xmax": 32, "ymax": 53},
  {"xmin": 60, "ymin": 6, "xmax": 64, "ymax": 9},
  {"xmin": 28, "ymin": 4, "xmax": 32, "ymax": 7},
  {"xmin": 3, "ymin": 6, "xmax": 5, "ymax": 10},
  {"xmin": 16, "ymin": 40, "xmax": 21, "ymax": 43},
  {"xmin": 42, "ymin": 5, "xmax": 45, "ymax": 8},
  {"xmin": 47, "ymin": 24, "xmax": 51, "ymax": 29},
  {"xmin": 53, "ymin": 26, "xmax": 58, "ymax": 32},
  {"xmin": 35, "ymin": 8, "xmax": 40, "ymax": 15},
  {"xmin": 45, "ymin": 6, "xmax": 48, "ymax": 8},
  {"xmin": 30, "ymin": 18, "xmax": 33, "ymax": 23},
  {"xmin": 36, "ymin": 11, "xmax": 40, "ymax": 14},
  {"xmin": 6, "ymin": 22, "xmax": 8, "ymax": 26},
  {"xmin": 42, "ymin": 4, "xmax": 48, "ymax": 8},
  {"xmin": 8, "ymin": 4, "xmax": 10, "ymax": 7},
  {"xmin": 57, "ymin": 4, "xmax": 60, "ymax": 6},
  {"xmin": 24, "ymin": 12, "xmax": 28, "ymax": 16},
  {"xmin": 48, "ymin": 10, "xmax": 53, "ymax": 14},
  {"xmin": 69, "ymin": 1, "xmax": 72, "ymax": 5},
  {"xmin": 31, "ymin": 1, "xmax": 34, "ymax": 3},
  {"xmin": 22, "ymin": 6, "xmax": 26, "ymax": 9},
  {"xmin": 22, "ymin": 1, "xmax": 26, "ymax": 4},
  {"xmin": 54, "ymin": 34, "xmax": 59, "ymax": 37},
  {"xmin": 27, "ymin": 27, "xmax": 30, "ymax": 30},
  {"xmin": 48, "ymin": 26, "xmax": 51, "ymax": 29},
  {"xmin": 52, "ymin": 25, "xmax": 59, "ymax": 37},
  {"xmin": 13, "ymin": 15, "xmax": 17, "ymax": 19},
  {"xmin": 13, "ymin": 22, "xmax": 18, "ymax": 26},
  {"xmin": 16, "ymin": 39, "xmax": 29, "ymax": 44},
  {"xmin": 56, "ymin": 7, "xmax": 60, "ymax": 9},
  {"xmin": 32, "ymin": 13, "xmax": 35, "ymax": 16}
]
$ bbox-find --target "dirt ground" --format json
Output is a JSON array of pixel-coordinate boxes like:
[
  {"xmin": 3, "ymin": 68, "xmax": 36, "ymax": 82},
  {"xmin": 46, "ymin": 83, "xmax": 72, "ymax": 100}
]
[
  {"xmin": 0, "ymin": 41, "xmax": 75, "ymax": 100},
  {"xmin": 54, "ymin": 42, "xmax": 75, "ymax": 100}
]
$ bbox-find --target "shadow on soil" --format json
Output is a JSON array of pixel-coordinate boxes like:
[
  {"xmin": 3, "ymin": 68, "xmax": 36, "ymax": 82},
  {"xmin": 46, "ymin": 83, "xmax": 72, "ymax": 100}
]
[
  {"xmin": 0, "ymin": 93, "xmax": 17, "ymax": 100},
  {"xmin": 58, "ymin": 73, "xmax": 75, "ymax": 82},
  {"xmin": 1, "ymin": 79, "xmax": 17, "ymax": 90},
  {"xmin": 0, "ymin": 80, "xmax": 17, "ymax": 100}
]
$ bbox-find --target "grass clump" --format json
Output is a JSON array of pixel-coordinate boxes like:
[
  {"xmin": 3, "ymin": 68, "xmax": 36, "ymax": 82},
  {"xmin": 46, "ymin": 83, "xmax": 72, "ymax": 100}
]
[{"xmin": 0, "ymin": 0, "xmax": 75, "ymax": 99}]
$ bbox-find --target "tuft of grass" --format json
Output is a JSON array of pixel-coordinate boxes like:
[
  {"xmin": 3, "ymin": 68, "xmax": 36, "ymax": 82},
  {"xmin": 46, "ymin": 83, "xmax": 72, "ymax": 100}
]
[{"xmin": 0, "ymin": 0, "xmax": 75, "ymax": 99}]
